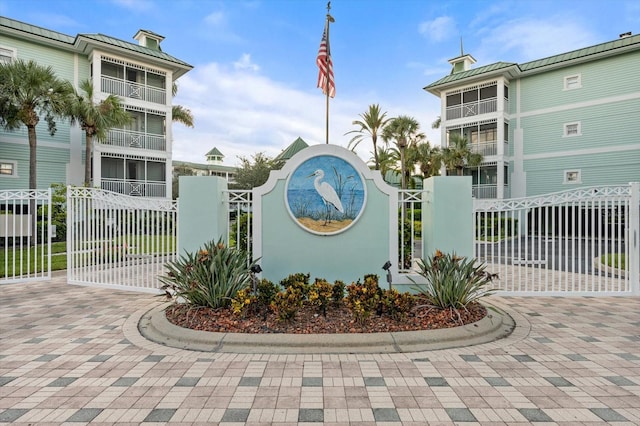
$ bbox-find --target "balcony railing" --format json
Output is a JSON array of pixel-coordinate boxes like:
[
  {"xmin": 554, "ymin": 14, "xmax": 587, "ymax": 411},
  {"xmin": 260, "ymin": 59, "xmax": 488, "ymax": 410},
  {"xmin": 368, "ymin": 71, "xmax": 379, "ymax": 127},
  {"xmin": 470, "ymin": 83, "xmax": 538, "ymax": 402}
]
[
  {"xmin": 101, "ymin": 179, "xmax": 166, "ymax": 198},
  {"xmin": 470, "ymin": 141, "xmax": 509, "ymax": 157},
  {"xmin": 101, "ymin": 76, "xmax": 166, "ymax": 105},
  {"xmin": 105, "ymin": 129, "xmax": 166, "ymax": 152},
  {"xmin": 471, "ymin": 141, "xmax": 497, "ymax": 156},
  {"xmin": 472, "ymin": 184, "xmax": 510, "ymax": 199},
  {"xmin": 446, "ymin": 97, "xmax": 497, "ymax": 120}
]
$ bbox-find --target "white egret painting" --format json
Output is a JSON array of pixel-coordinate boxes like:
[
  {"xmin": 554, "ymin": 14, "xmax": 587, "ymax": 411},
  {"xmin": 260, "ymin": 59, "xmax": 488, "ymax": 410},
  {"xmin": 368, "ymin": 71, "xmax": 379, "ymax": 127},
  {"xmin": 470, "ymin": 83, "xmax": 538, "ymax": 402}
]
[{"xmin": 286, "ymin": 155, "xmax": 366, "ymax": 235}]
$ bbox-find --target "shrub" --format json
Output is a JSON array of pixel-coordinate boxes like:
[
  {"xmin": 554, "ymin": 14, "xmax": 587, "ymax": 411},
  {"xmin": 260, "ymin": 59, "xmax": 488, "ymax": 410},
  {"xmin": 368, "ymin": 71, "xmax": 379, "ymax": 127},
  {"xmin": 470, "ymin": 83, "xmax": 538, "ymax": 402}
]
[
  {"xmin": 256, "ymin": 278, "xmax": 281, "ymax": 307},
  {"xmin": 345, "ymin": 275, "xmax": 382, "ymax": 323},
  {"xmin": 413, "ymin": 250, "xmax": 497, "ymax": 323},
  {"xmin": 308, "ymin": 278, "xmax": 334, "ymax": 316},
  {"xmin": 380, "ymin": 288, "xmax": 416, "ymax": 321},
  {"xmin": 270, "ymin": 286, "xmax": 303, "ymax": 322},
  {"xmin": 280, "ymin": 273, "xmax": 311, "ymax": 300},
  {"xmin": 231, "ymin": 287, "xmax": 256, "ymax": 317},
  {"xmin": 332, "ymin": 280, "xmax": 346, "ymax": 305},
  {"xmin": 160, "ymin": 238, "xmax": 255, "ymax": 309}
]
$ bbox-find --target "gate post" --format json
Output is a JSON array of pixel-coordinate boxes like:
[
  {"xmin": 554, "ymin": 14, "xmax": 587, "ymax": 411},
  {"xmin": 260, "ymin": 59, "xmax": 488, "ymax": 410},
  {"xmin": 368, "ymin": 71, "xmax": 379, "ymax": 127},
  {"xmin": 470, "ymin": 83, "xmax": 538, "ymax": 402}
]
[
  {"xmin": 422, "ymin": 176, "xmax": 473, "ymax": 259},
  {"xmin": 177, "ymin": 176, "xmax": 228, "ymax": 256},
  {"xmin": 630, "ymin": 182, "xmax": 639, "ymax": 295}
]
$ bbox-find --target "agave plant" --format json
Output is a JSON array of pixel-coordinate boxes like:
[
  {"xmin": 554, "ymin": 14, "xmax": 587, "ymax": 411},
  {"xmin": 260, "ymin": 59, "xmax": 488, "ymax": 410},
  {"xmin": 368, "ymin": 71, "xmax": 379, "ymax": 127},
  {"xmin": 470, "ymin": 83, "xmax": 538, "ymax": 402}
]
[
  {"xmin": 413, "ymin": 250, "xmax": 498, "ymax": 323},
  {"xmin": 160, "ymin": 238, "xmax": 256, "ymax": 309}
]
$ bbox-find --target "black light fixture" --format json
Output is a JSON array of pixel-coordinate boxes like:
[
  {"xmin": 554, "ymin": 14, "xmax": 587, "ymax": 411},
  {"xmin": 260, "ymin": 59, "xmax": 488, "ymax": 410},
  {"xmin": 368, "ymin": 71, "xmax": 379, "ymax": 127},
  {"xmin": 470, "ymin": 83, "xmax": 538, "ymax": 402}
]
[
  {"xmin": 250, "ymin": 264, "xmax": 262, "ymax": 293},
  {"xmin": 382, "ymin": 260, "xmax": 392, "ymax": 290}
]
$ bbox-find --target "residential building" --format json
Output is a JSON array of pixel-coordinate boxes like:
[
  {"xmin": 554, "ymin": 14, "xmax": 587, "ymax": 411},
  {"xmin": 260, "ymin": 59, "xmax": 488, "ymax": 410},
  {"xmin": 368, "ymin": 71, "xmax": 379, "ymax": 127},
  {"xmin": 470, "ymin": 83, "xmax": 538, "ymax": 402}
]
[
  {"xmin": 172, "ymin": 147, "xmax": 238, "ymax": 182},
  {"xmin": 0, "ymin": 16, "xmax": 192, "ymax": 198},
  {"xmin": 425, "ymin": 32, "xmax": 640, "ymax": 199}
]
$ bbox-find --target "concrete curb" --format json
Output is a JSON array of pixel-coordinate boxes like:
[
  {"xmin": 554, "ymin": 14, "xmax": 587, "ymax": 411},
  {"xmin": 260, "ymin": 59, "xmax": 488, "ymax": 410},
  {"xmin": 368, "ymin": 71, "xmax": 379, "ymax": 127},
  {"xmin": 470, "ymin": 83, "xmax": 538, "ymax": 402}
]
[{"xmin": 139, "ymin": 303, "xmax": 516, "ymax": 354}]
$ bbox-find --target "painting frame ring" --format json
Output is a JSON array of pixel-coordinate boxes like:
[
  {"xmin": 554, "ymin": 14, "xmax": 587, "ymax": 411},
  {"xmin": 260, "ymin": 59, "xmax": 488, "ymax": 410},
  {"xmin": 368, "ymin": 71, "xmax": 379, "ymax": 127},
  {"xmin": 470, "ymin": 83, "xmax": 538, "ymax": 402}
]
[{"xmin": 285, "ymin": 154, "xmax": 367, "ymax": 236}]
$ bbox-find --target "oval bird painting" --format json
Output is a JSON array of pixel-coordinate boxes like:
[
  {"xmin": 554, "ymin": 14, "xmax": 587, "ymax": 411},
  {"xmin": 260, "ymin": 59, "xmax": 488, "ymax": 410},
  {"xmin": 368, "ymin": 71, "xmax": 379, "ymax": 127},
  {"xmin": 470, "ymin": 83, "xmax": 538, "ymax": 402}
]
[{"xmin": 286, "ymin": 155, "xmax": 366, "ymax": 235}]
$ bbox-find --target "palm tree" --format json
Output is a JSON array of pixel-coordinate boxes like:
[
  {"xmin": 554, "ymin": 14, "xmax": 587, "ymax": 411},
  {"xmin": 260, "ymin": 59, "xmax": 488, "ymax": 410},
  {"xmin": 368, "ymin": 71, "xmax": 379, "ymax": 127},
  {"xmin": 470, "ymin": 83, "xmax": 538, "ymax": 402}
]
[
  {"xmin": 413, "ymin": 142, "xmax": 442, "ymax": 179},
  {"xmin": 345, "ymin": 104, "xmax": 391, "ymax": 170},
  {"xmin": 370, "ymin": 146, "xmax": 396, "ymax": 182},
  {"xmin": 171, "ymin": 82, "xmax": 194, "ymax": 128},
  {"xmin": 0, "ymin": 59, "xmax": 75, "ymax": 191},
  {"xmin": 69, "ymin": 79, "xmax": 131, "ymax": 186},
  {"xmin": 442, "ymin": 133, "xmax": 482, "ymax": 176},
  {"xmin": 431, "ymin": 116, "xmax": 441, "ymax": 129},
  {"xmin": 382, "ymin": 116, "xmax": 424, "ymax": 190}
]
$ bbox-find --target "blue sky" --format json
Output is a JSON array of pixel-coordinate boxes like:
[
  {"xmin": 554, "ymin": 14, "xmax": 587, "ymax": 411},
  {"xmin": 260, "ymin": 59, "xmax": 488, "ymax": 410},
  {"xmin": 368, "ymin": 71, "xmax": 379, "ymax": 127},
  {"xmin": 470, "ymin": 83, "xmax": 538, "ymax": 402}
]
[{"xmin": 1, "ymin": 0, "xmax": 638, "ymax": 165}]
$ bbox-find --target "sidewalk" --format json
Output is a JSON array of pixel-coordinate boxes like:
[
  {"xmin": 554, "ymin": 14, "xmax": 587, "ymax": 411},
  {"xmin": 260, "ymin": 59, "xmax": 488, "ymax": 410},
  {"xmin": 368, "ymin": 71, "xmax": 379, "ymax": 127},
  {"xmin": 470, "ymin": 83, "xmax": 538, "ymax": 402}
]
[{"xmin": 1, "ymin": 275, "xmax": 639, "ymax": 424}]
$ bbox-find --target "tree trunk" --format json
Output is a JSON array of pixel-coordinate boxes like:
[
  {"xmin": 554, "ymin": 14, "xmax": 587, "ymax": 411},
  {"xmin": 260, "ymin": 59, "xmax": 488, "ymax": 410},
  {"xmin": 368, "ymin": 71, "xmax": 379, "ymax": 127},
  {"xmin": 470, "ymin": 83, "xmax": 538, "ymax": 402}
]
[
  {"xmin": 28, "ymin": 125, "xmax": 37, "ymax": 245},
  {"xmin": 372, "ymin": 137, "xmax": 379, "ymax": 170},
  {"xmin": 84, "ymin": 133, "xmax": 92, "ymax": 186}
]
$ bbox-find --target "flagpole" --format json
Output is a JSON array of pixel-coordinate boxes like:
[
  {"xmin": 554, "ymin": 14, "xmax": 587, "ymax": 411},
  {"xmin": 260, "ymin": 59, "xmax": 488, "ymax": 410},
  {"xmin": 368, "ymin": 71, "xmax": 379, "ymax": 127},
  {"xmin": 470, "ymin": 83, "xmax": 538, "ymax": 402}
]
[{"xmin": 325, "ymin": 2, "xmax": 333, "ymax": 144}]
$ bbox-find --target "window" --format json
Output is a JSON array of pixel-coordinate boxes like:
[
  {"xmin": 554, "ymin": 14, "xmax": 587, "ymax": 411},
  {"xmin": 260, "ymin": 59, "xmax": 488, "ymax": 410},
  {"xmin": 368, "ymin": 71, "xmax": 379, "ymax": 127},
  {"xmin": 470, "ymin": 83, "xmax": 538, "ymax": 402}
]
[
  {"xmin": 564, "ymin": 122, "xmax": 581, "ymax": 137},
  {"xmin": 0, "ymin": 161, "xmax": 17, "ymax": 177},
  {"xmin": 564, "ymin": 170, "xmax": 581, "ymax": 184},
  {"xmin": 0, "ymin": 46, "xmax": 16, "ymax": 64},
  {"xmin": 564, "ymin": 74, "xmax": 581, "ymax": 90}
]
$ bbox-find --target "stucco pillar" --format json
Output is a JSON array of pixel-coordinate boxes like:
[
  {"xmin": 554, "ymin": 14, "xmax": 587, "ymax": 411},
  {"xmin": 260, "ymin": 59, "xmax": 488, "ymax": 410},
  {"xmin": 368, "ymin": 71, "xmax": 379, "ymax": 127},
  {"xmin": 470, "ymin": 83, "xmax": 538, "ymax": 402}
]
[
  {"xmin": 422, "ymin": 176, "xmax": 473, "ymax": 259},
  {"xmin": 177, "ymin": 176, "xmax": 228, "ymax": 256}
]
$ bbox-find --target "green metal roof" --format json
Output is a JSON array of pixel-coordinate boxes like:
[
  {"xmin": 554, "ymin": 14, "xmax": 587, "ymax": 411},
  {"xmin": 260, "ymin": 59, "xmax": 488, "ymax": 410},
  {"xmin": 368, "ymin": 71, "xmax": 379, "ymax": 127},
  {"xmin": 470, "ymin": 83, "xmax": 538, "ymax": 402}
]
[
  {"xmin": 0, "ymin": 16, "xmax": 191, "ymax": 69},
  {"xmin": 173, "ymin": 160, "xmax": 237, "ymax": 173},
  {"xmin": 519, "ymin": 33, "xmax": 640, "ymax": 71},
  {"xmin": 0, "ymin": 16, "xmax": 75, "ymax": 44},
  {"xmin": 275, "ymin": 137, "xmax": 309, "ymax": 161},
  {"xmin": 425, "ymin": 34, "xmax": 640, "ymax": 91},
  {"xmin": 78, "ymin": 34, "xmax": 191, "ymax": 68},
  {"xmin": 424, "ymin": 62, "xmax": 516, "ymax": 89},
  {"xmin": 206, "ymin": 147, "xmax": 224, "ymax": 157}
]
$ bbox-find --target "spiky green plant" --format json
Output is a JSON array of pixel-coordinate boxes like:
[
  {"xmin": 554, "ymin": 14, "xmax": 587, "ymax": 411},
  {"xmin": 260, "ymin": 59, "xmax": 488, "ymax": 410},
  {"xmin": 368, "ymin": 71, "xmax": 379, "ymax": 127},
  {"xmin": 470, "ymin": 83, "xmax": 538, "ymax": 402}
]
[
  {"xmin": 413, "ymin": 251, "xmax": 497, "ymax": 323},
  {"xmin": 160, "ymin": 238, "xmax": 255, "ymax": 309}
]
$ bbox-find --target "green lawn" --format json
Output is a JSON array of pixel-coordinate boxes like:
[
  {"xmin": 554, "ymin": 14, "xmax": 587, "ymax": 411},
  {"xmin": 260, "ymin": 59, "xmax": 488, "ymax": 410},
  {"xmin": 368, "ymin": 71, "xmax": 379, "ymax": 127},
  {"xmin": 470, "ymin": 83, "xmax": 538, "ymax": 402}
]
[
  {"xmin": 1, "ymin": 235, "xmax": 176, "ymax": 277},
  {"xmin": 601, "ymin": 253, "xmax": 626, "ymax": 269},
  {"xmin": 0, "ymin": 241, "xmax": 67, "ymax": 275}
]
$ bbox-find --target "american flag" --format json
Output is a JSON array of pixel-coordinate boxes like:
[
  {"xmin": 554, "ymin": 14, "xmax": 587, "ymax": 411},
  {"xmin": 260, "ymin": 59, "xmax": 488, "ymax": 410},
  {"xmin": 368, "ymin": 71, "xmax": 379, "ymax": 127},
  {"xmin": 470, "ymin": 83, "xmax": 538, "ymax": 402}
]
[{"xmin": 316, "ymin": 20, "xmax": 335, "ymax": 98}]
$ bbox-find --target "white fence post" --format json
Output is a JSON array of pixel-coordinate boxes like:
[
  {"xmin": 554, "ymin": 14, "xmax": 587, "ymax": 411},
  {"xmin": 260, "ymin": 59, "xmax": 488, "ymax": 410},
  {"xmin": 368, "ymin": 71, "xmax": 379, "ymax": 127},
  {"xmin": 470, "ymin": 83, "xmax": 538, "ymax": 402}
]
[{"xmin": 629, "ymin": 182, "xmax": 640, "ymax": 295}]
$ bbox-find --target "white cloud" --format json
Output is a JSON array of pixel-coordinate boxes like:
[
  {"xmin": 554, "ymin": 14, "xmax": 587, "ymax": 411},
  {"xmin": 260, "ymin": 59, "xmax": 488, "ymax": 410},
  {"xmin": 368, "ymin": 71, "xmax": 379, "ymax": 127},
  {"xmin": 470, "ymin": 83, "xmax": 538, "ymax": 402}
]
[
  {"xmin": 110, "ymin": 0, "xmax": 153, "ymax": 12},
  {"xmin": 204, "ymin": 11, "xmax": 225, "ymax": 26},
  {"xmin": 474, "ymin": 17, "xmax": 599, "ymax": 64},
  {"xmin": 418, "ymin": 16, "xmax": 455, "ymax": 42},
  {"xmin": 233, "ymin": 54, "xmax": 259, "ymax": 72},
  {"xmin": 172, "ymin": 61, "xmax": 361, "ymax": 166}
]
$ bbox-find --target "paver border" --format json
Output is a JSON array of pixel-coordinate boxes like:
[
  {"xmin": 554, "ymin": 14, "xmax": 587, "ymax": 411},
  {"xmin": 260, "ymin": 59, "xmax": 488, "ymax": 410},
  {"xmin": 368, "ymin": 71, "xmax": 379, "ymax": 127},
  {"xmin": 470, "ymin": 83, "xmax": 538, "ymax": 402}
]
[{"xmin": 136, "ymin": 300, "xmax": 521, "ymax": 354}]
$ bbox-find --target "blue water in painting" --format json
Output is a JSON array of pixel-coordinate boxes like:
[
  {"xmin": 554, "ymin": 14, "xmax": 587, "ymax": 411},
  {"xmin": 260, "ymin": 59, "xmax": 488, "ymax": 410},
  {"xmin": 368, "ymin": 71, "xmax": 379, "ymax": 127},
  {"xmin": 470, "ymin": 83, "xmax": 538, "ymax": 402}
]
[{"xmin": 287, "ymin": 188, "xmax": 365, "ymax": 220}]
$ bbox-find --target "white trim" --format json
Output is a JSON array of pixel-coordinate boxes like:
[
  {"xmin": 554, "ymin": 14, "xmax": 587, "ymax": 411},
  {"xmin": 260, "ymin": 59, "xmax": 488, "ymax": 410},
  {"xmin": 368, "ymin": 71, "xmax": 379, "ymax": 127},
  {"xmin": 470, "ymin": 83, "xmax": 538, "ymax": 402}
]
[
  {"xmin": 563, "ymin": 121, "xmax": 581, "ymax": 137},
  {"xmin": 0, "ymin": 160, "xmax": 18, "ymax": 178},
  {"xmin": 517, "ymin": 91, "xmax": 640, "ymax": 118},
  {"xmin": 563, "ymin": 169, "xmax": 581, "ymax": 184},
  {"xmin": 523, "ymin": 142, "xmax": 640, "ymax": 160},
  {"xmin": 563, "ymin": 73, "xmax": 582, "ymax": 90}
]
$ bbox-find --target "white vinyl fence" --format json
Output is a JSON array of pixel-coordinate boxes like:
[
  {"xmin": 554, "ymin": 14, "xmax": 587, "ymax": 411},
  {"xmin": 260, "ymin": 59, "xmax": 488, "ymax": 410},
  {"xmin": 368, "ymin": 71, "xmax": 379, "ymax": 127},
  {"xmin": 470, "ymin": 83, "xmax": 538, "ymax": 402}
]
[
  {"xmin": 67, "ymin": 187, "xmax": 177, "ymax": 293},
  {"xmin": 0, "ymin": 189, "xmax": 52, "ymax": 284},
  {"xmin": 474, "ymin": 183, "xmax": 639, "ymax": 295}
]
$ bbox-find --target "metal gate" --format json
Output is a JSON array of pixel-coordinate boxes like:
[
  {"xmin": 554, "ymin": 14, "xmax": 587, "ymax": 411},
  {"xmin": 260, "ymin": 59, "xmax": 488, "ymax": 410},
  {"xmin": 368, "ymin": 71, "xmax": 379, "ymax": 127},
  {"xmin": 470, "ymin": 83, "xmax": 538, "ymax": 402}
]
[
  {"xmin": 474, "ymin": 183, "xmax": 639, "ymax": 295},
  {"xmin": 67, "ymin": 187, "xmax": 177, "ymax": 293},
  {"xmin": 0, "ymin": 189, "xmax": 52, "ymax": 284}
]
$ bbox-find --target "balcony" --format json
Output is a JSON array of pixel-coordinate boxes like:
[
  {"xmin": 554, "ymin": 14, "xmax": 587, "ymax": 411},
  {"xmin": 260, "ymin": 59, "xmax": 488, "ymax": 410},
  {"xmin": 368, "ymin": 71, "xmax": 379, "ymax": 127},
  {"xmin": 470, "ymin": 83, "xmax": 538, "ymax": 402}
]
[
  {"xmin": 101, "ymin": 76, "xmax": 166, "ymax": 105},
  {"xmin": 472, "ymin": 184, "xmax": 510, "ymax": 199},
  {"xmin": 101, "ymin": 179, "xmax": 166, "ymax": 198},
  {"xmin": 446, "ymin": 97, "xmax": 509, "ymax": 120},
  {"xmin": 105, "ymin": 129, "xmax": 166, "ymax": 152},
  {"xmin": 470, "ymin": 141, "xmax": 509, "ymax": 157}
]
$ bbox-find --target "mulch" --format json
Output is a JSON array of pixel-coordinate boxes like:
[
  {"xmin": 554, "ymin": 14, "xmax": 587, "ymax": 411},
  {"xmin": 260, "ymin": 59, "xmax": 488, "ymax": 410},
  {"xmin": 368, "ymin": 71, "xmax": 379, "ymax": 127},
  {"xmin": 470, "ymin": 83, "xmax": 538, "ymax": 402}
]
[{"xmin": 165, "ymin": 302, "xmax": 486, "ymax": 334}]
